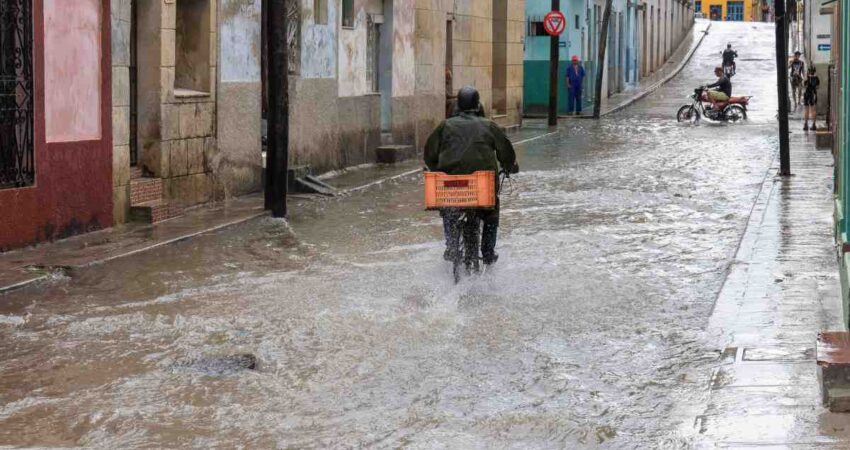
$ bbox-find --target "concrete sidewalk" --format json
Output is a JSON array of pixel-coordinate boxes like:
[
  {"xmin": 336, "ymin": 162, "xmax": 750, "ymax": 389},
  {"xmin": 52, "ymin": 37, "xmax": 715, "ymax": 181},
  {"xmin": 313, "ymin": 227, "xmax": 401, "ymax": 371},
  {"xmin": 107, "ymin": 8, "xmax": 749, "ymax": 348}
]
[
  {"xmin": 0, "ymin": 128, "xmax": 555, "ymax": 294},
  {"xmin": 693, "ymin": 127, "xmax": 850, "ymax": 447}
]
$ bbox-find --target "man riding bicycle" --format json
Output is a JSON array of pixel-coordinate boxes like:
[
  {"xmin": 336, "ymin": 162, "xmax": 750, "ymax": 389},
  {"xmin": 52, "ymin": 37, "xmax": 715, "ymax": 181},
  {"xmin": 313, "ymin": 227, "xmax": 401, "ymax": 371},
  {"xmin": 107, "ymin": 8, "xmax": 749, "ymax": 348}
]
[
  {"xmin": 722, "ymin": 43, "xmax": 737, "ymax": 76},
  {"xmin": 705, "ymin": 66, "xmax": 733, "ymax": 105},
  {"xmin": 424, "ymin": 86, "xmax": 519, "ymax": 266}
]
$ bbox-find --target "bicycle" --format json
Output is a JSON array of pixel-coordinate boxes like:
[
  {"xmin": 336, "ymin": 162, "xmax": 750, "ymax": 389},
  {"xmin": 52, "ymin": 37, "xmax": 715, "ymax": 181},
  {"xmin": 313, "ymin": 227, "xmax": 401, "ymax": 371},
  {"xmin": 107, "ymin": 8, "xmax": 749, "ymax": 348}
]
[{"xmin": 441, "ymin": 170, "xmax": 511, "ymax": 283}]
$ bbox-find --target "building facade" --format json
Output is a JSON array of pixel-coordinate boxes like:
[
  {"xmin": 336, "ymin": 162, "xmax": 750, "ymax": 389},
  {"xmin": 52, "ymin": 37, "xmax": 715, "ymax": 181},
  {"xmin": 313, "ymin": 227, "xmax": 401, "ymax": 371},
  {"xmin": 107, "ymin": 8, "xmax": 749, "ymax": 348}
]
[
  {"xmin": 290, "ymin": 0, "xmax": 525, "ymax": 174},
  {"xmin": 2, "ymin": 0, "xmax": 525, "ymax": 251},
  {"xmin": 802, "ymin": 0, "xmax": 832, "ymax": 115},
  {"xmin": 524, "ymin": 0, "xmax": 694, "ymax": 115},
  {"xmin": 829, "ymin": 0, "xmax": 849, "ymax": 326},
  {"xmin": 0, "ymin": 0, "xmax": 113, "ymax": 250},
  {"xmin": 694, "ymin": 0, "xmax": 762, "ymax": 21},
  {"xmin": 111, "ymin": 0, "xmax": 263, "ymax": 226}
]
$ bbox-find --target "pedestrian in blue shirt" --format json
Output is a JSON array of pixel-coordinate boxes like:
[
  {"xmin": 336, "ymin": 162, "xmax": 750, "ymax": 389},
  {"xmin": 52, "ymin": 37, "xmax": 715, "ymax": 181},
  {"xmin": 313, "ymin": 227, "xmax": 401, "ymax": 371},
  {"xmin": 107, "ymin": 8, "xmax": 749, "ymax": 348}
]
[{"xmin": 566, "ymin": 55, "xmax": 586, "ymax": 115}]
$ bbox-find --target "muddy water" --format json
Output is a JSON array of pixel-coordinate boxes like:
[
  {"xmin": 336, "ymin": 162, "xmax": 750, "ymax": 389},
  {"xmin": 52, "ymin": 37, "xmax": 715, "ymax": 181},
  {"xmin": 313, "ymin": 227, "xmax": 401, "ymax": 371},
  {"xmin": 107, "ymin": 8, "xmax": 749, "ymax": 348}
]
[{"xmin": 0, "ymin": 22, "xmax": 781, "ymax": 448}]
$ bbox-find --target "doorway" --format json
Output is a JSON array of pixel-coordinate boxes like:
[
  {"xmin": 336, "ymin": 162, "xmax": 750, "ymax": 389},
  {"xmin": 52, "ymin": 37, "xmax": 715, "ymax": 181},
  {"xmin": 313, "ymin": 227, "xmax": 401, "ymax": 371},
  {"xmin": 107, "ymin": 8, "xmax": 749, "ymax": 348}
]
[
  {"xmin": 709, "ymin": 5, "xmax": 722, "ymax": 21},
  {"xmin": 129, "ymin": 0, "xmax": 138, "ymax": 167},
  {"xmin": 378, "ymin": 3, "xmax": 393, "ymax": 134}
]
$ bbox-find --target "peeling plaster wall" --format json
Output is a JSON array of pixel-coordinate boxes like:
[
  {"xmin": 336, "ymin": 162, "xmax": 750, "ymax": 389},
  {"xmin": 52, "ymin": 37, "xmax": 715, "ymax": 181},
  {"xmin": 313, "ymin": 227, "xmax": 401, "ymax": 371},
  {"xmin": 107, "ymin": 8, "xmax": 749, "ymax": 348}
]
[
  {"xmin": 220, "ymin": 0, "xmax": 262, "ymax": 82},
  {"xmin": 44, "ymin": 0, "xmax": 103, "ymax": 142},
  {"xmin": 216, "ymin": 0, "xmax": 263, "ymax": 197},
  {"xmin": 338, "ymin": 4, "xmax": 373, "ymax": 97},
  {"xmin": 392, "ymin": 0, "xmax": 414, "ymax": 97},
  {"xmin": 301, "ymin": 0, "xmax": 337, "ymax": 78}
]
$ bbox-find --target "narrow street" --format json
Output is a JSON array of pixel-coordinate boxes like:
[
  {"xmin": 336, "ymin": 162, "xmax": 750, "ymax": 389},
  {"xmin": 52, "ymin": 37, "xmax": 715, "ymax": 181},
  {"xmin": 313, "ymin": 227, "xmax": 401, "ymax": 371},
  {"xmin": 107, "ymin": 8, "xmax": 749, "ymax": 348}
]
[{"xmin": 0, "ymin": 22, "xmax": 835, "ymax": 448}]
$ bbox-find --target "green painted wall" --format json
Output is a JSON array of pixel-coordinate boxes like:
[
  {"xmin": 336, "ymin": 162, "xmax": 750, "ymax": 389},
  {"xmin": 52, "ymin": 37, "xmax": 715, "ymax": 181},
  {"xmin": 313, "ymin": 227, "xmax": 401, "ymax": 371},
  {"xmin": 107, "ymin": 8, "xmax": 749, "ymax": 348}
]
[{"xmin": 524, "ymin": 60, "xmax": 596, "ymax": 114}]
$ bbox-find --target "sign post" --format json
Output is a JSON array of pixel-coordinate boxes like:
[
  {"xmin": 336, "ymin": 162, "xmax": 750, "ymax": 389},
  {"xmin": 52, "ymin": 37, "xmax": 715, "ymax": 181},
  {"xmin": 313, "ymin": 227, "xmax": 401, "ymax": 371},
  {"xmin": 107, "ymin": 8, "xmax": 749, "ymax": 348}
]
[
  {"xmin": 545, "ymin": 7, "xmax": 565, "ymax": 127},
  {"xmin": 774, "ymin": 0, "xmax": 790, "ymax": 176}
]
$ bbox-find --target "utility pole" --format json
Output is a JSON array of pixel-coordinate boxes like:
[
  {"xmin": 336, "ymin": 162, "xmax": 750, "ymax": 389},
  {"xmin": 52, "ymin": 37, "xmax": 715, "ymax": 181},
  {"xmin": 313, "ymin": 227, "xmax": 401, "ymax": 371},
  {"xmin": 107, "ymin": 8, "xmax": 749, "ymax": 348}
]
[
  {"xmin": 265, "ymin": 0, "xmax": 290, "ymax": 217},
  {"xmin": 593, "ymin": 0, "xmax": 613, "ymax": 118},
  {"xmin": 774, "ymin": 0, "xmax": 791, "ymax": 175},
  {"xmin": 548, "ymin": 0, "xmax": 561, "ymax": 127}
]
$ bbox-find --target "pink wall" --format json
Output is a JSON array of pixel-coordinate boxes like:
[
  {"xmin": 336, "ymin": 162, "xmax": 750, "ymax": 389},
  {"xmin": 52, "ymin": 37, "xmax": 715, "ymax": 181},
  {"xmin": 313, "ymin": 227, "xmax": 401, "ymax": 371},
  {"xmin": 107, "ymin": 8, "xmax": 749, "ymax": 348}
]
[{"xmin": 43, "ymin": 0, "xmax": 102, "ymax": 143}]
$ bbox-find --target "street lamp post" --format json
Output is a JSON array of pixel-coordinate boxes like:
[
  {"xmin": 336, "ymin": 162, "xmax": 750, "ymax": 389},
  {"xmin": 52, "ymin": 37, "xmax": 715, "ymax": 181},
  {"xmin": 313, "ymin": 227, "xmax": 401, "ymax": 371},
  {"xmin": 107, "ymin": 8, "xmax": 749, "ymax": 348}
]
[
  {"xmin": 593, "ymin": 0, "xmax": 614, "ymax": 119},
  {"xmin": 775, "ymin": 0, "xmax": 791, "ymax": 176},
  {"xmin": 266, "ymin": 0, "xmax": 290, "ymax": 217}
]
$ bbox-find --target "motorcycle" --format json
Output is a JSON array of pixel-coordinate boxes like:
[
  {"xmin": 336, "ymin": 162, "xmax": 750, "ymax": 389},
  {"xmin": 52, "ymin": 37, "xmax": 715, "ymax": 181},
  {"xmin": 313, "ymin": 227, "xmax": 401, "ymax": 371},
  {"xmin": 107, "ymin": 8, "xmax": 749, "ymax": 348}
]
[
  {"xmin": 723, "ymin": 62, "xmax": 735, "ymax": 78},
  {"xmin": 677, "ymin": 87, "xmax": 751, "ymax": 124}
]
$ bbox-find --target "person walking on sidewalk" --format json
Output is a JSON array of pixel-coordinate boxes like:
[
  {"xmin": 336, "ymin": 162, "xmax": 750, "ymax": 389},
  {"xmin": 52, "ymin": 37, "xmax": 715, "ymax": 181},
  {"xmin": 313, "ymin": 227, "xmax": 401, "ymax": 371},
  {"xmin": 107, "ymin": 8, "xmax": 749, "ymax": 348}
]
[
  {"xmin": 789, "ymin": 51, "xmax": 806, "ymax": 109},
  {"xmin": 566, "ymin": 56, "xmax": 586, "ymax": 116},
  {"xmin": 803, "ymin": 66, "xmax": 820, "ymax": 132}
]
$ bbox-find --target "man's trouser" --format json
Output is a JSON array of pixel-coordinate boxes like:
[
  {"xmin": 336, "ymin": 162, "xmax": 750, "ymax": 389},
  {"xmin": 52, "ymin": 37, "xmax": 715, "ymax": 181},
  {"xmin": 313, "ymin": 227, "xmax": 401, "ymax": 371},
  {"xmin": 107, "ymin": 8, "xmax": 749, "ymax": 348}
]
[
  {"xmin": 569, "ymin": 88, "xmax": 582, "ymax": 114},
  {"xmin": 708, "ymin": 90, "xmax": 729, "ymax": 103},
  {"xmin": 441, "ymin": 199, "xmax": 499, "ymax": 260}
]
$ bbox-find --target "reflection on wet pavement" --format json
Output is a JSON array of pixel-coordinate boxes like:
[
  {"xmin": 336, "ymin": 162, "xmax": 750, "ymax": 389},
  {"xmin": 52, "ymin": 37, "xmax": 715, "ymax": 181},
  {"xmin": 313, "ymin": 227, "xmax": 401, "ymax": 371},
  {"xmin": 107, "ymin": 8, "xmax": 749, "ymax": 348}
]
[{"xmin": 0, "ymin": 22, "xmax": 821, "ymax": 448}]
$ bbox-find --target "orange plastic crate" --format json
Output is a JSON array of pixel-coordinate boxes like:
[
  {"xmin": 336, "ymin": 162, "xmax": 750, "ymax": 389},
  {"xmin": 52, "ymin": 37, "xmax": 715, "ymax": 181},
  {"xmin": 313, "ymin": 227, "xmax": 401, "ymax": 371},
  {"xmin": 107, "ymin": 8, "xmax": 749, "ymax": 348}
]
[{"xmin": 424, "ymin": 171, "xmax": 496, "ymax": 210}]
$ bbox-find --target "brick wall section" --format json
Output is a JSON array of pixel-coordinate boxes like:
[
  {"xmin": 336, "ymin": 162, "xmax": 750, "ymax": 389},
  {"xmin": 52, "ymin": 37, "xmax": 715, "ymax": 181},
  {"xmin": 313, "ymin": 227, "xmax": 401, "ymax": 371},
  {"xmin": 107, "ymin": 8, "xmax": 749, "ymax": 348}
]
[
  {"xmin": 111, "ymin": 0, "xmax": 132, "ymax": 224},
  {"xmin": 129, "ymin": 178, "xmax": 163, "ymax": 205}
]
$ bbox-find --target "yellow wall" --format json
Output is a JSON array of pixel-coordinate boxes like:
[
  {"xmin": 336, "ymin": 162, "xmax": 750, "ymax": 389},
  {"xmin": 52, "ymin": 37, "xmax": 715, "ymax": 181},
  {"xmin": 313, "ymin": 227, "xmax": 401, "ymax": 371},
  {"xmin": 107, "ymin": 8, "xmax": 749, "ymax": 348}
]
[{"xmin": 699, "ymin": 0, "xmax": 755, "ymax": 22}]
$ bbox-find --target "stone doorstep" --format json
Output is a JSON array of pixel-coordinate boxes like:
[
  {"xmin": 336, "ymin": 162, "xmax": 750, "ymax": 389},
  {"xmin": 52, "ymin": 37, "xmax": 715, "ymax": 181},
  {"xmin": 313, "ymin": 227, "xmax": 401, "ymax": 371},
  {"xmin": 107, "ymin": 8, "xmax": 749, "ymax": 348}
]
[
  {"xmin": 130, "ymin": 166, "xmax": 143, "ymax": 180},
  {"xmin": 130, "ymin": 177, "xmax": 163, "ymax": 206},
  {"xmin": 816, "ymin": 332, "xmax": 850, "ymax": 412},
  {"xmin": 129, "ymin": 199, "xmax": 183, "ymax": 225},
  {"xmin": 376, "ymin": 145, "xmax": 416, "ymax": 165}
]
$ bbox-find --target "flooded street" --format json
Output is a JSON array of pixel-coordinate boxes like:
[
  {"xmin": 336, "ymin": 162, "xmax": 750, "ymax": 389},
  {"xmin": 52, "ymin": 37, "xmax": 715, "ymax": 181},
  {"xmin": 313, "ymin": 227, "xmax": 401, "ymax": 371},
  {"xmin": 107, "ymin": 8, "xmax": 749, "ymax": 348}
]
[{"xmin": 1, "ymin": 22, "xmax": 787, "ymax": 448}]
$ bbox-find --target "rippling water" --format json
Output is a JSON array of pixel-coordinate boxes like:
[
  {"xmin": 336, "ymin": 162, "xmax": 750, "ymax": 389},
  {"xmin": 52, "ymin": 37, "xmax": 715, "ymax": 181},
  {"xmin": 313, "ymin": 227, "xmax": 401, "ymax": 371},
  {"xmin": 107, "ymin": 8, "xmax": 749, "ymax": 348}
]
[{"xmin": 0, "ymin": 21, "xmax": 782, "ymax": 448}]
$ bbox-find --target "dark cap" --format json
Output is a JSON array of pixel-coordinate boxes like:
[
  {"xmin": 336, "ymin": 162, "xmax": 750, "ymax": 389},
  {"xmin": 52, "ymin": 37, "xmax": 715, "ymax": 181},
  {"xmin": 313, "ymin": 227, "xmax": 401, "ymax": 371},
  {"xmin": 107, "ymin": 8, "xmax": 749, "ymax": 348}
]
[{"xmin": 457, "ymin": 86, "xmax": 480, "ymax": 112}]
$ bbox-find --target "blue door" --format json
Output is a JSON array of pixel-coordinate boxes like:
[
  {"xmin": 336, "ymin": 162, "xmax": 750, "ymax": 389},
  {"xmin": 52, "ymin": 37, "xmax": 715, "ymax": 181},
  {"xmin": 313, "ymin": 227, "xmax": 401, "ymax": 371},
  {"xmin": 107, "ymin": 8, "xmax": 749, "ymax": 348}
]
[
  {"xmin": 709, "ymin": 5, "xmax": 722, "ymax": 20},
  {"xmin": 727, "ymin": 2, "xmax": 744, "ymax": 21}
]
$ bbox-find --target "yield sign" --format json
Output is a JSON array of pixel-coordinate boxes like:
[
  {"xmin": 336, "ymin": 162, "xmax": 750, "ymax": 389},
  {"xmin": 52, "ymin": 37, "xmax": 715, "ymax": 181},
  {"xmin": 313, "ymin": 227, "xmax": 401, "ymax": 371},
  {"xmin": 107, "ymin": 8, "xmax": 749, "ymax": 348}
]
[{"xmin": 544, "ymin": 11, "xmax": 566, "ymax": 37}]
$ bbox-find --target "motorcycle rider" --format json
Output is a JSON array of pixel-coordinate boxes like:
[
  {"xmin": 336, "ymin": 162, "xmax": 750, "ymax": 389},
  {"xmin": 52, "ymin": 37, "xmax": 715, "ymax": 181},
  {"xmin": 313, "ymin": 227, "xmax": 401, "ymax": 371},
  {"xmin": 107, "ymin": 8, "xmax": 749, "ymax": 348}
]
[
  {"xmin": 705, "ymin": 66, "xmax": 732, "ymax": 105},
  {"xmin": 425, "ymin": 86, "xmax": 519, "ymax": 266},
  {"xmin": 722, "ymin": 43, "xmax": 738, "ymax": 76}
]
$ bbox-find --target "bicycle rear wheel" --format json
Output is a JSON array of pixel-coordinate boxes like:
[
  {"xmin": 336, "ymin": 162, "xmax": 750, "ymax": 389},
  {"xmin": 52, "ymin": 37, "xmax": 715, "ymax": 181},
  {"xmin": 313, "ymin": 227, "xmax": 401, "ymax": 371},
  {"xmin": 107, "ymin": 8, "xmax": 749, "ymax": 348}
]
[{"xmin": 462, "ymin": 214, "xmax": 481, "ymax": 275}]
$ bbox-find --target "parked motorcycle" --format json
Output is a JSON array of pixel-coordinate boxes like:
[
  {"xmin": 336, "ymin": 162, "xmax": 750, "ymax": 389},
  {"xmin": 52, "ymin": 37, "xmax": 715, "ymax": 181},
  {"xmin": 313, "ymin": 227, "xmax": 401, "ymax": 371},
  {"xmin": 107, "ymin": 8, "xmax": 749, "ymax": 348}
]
[{"xmin": 677, "ymin": 87, "xmax": 751, "ymax": 124}]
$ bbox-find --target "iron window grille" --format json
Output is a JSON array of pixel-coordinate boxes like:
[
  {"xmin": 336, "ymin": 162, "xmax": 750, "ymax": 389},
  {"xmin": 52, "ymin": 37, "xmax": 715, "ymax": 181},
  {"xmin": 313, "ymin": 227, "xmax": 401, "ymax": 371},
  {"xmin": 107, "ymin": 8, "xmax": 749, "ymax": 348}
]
[{"xmin": 0, "ymin": 0, "xmax": 34, "ymax": 189}]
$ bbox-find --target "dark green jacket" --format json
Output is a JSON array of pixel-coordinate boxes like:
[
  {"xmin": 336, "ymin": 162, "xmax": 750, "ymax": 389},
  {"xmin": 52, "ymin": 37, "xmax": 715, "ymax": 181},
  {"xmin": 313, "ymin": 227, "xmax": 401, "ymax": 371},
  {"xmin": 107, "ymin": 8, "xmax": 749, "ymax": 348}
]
[{"xmin": 424, "ymin": 113, "xmax": 517, "ymax": 175}]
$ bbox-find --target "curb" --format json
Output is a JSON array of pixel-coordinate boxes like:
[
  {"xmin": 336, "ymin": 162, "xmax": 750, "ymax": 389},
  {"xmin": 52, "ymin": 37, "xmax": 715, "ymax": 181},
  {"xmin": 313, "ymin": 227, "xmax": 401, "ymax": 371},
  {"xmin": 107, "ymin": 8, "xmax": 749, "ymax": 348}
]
[
  {"xmin": 0, "ymin": 211, "xmax": 266, "ymax": 294},
  {"xmin": 602, "ymin": 21, "xmax": 713, "ymax": 117},
  {"xmin": 0, "ymin": 275, "xmax": 50, "ymax": 294}
]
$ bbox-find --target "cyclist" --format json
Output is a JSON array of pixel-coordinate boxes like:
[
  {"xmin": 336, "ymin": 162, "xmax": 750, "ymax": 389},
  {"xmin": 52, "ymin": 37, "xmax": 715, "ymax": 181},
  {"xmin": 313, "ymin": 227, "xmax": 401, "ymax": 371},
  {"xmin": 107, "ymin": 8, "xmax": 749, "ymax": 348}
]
[{"xmin": 425, "ymin": 86, "xmax": 519, "ymax": 266}]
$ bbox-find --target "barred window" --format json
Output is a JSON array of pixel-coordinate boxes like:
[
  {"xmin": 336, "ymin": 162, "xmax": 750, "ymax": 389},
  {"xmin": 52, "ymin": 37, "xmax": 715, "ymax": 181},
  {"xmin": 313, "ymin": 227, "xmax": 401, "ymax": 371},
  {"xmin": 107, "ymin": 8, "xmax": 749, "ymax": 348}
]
[
  {"xmin": 527, "ymin": 17, "xmax": 546, "ymax": 36},
  {"xmin": 0, "ymin": 0, "xmax": 34, "ymax": 189},
  {"xmin": 342, "ymin": 0, "xmax": 354, "ymax": 28}
]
